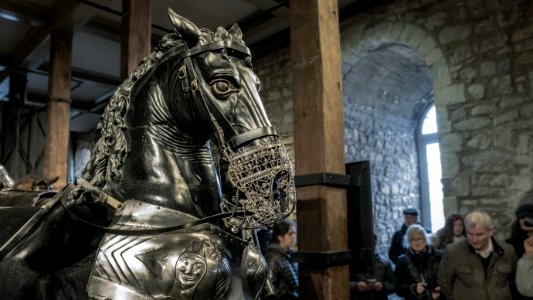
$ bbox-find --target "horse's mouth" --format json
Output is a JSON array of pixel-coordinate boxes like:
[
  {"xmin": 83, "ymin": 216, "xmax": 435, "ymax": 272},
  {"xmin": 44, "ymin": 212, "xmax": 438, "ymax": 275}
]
[{"xmin": 221, "ymin": 140, "xmax": 296, "ymax": 229}]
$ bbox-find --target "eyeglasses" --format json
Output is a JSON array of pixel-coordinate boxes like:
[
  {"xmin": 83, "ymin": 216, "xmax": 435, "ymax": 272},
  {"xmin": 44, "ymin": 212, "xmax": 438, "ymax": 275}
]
[{"xmin": 409, "ymin": 238, "xmax": 425, "ymax": 243}]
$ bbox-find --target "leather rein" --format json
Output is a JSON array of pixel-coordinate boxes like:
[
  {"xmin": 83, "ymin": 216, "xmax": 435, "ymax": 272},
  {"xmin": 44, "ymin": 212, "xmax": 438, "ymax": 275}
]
[{"xmin": 61, "ymin": 179, "xmax": 241, "ymax": 236}]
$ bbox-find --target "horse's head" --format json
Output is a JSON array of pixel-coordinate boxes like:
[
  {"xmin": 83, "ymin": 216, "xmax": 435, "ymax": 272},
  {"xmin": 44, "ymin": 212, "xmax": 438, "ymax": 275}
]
[
  {"xmin": 162, "ymin": 10, "xmax": 296, "ymax": 230},
  {"xmin": 80, "ymin": 10, "xmax": 294, "ymax": 229}
]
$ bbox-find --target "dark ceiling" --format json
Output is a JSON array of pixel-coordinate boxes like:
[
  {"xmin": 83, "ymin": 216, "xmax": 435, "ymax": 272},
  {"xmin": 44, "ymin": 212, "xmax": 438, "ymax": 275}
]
[{"xmin": 0, "ymin": 0, "xmax": 393, "ymax": 132}]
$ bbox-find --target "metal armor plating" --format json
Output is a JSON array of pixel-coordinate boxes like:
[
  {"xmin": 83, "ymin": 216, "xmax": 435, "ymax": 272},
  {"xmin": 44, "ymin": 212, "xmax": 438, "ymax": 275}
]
[{"xmin": 87, "ymin": 200, "xmax": 268, "ymax": 299}]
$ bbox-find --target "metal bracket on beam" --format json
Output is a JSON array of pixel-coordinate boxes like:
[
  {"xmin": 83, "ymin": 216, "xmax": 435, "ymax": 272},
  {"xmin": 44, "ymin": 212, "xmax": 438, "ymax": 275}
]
[
  {"xmin": 292, "ymin": 250, "xmax": 352, "ymax": 270},
  {"xmin": 294, "ymin": 172, "xmax": 368, "ymax": 188}
]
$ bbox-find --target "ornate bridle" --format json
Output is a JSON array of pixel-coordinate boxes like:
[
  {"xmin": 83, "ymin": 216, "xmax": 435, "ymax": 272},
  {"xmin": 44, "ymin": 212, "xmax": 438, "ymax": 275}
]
[
  {"xmin": 66, "ymin": 12, "xmax": 295, "ymax": 235},
  {"xmin": 175, "ymin": 35, "xmax": 296, "ymax": 231}
]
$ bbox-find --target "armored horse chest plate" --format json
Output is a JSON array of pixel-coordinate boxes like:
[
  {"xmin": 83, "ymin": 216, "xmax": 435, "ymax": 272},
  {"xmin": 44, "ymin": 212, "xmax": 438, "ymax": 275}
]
[{"xmin": 87, "ymin": 200, "xmax": 267, "ymax": 300}]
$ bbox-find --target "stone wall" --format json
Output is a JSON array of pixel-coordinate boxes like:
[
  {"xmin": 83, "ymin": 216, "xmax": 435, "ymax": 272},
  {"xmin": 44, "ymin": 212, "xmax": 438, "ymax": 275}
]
[
  {"xmin": 341, "ymin": 0, "xmax": 533, "ymax": 243},
  {"xmin": 254, "ymin": 0, "xmax": 533, "ymax": 256},
  {"xmin": 254, "ymin": 48, "xmax": 294, "ymax": 160},
  {"xmin": 343, "ymin": 98, "xmax": 423, "ymax": 254}
]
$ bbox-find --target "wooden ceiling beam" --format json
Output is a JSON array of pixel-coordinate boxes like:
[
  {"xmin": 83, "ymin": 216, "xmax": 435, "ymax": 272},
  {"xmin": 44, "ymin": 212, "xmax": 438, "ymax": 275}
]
[
  {"xmin": 240, "ymin": 0, "xmax": 289, "ymax": 20},
  {"xmin": 24, "ymin": 92, "xmax": 106, "ymax": 112},
  {"xmin": 36, "ymin": 63, "xmax": 121, "ymax": 87},
  {"xmin": 0, "ymin": 0, "xmax": 80, "ymax": 83},
  {"xmin": 0, "ymin": 0, "xmax": 114, "ymax": 84}
]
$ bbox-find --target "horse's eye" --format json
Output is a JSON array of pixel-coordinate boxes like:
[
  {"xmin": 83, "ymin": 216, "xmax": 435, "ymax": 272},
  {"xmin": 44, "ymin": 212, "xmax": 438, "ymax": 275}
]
[{"xmin": 210, "ymin": 79, "xmax": 236, "ymax": 98}]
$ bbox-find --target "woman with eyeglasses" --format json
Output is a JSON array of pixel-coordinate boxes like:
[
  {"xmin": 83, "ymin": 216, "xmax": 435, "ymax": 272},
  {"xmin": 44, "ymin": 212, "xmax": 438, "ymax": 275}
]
[{"xmin": 394, "ymin": 224, "xmax": 444, "ymax": 300}]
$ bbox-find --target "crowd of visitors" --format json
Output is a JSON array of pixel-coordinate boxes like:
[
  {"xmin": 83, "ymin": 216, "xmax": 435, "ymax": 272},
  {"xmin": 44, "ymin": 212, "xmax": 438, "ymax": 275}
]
[{"xmin": 262, "ymin": 195, "xmax": 533, "ymax": 300}]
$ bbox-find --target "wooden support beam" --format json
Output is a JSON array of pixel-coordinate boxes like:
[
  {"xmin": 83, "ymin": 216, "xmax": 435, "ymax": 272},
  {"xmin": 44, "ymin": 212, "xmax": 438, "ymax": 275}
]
[
  {"xmin": 121, "ymin": 0, "xmax": 152, "ymax": 80},
  {"xmin": 43, "ymin": 30, "xmax": 72, "ymax": 189},
  {"xmin": 290, "ymin": 0, "xmax": 349, "ymax": 299}
]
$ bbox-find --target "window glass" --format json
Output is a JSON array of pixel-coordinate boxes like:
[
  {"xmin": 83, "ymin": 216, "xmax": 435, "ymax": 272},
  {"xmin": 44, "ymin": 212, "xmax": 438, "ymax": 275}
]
[
  {"xmin": 426, "ymin": 142, "xmax": 444, "ymax": 231},
  {"xmin": 421, "ymin": 105, "xmax": 437, "ymax": 134},
  {"xmin": 419, "ymin": 104, "xmax": 444, "ymax": 232}
]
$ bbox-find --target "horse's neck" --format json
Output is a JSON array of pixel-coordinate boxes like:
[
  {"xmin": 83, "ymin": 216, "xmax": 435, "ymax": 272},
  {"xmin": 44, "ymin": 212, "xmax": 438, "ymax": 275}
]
[
  {"xmin": 106, "ymin": 129, "xmax": 222, "ymax": 219},
  {"xmin": 103, "ymin": 84, "xmax": 223, "ymax": 219}
]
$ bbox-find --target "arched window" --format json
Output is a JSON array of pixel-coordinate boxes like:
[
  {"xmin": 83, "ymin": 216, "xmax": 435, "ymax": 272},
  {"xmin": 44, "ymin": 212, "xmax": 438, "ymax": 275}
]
[{"xmin": 418, "ymin": 104, "xmax": 444, "ymax": 232}]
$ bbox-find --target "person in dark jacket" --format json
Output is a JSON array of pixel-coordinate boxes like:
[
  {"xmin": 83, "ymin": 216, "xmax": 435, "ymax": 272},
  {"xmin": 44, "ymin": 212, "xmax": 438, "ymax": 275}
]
[
  {"xmin": 389, "ymin": 208, "xmax": 430, "ymax": 265},
  {"xmin": 438, "ymin": 211, "xmax": 516, "ymax": 300},
  {"xmin": 507, "ymin": 192, "xmax": 533, "ymax": 299},
  {"xmin": 351, "ymin": 254, "xmax": 396, "ymax": 299},
  {"xmin": 265, "ymin": 219, "xmax": 298, "ymax": 300},
  {"xmin": 395, "ymin": 224, "xmax": 444, "ymax": 300},
  {"xmin": 351, "ymin": 234, "xmax": 396, "ymax": 300}
]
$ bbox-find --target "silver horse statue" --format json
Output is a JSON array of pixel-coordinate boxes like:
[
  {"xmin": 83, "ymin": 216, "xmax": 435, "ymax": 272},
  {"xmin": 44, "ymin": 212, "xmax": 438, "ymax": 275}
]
[{"xmin": 0, "ymin": 9, "xmax": 295, "ymax": 299}]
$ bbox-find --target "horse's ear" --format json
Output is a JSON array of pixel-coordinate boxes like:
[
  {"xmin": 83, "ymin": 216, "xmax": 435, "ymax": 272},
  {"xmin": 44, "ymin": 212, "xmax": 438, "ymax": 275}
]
[
  {"xmin": 228, "ymin": 23, "xmax": 243, "ymax": 41},
  {"xmin": 168, "ymin": 8, "xmax": 201, "ymax": 47}
]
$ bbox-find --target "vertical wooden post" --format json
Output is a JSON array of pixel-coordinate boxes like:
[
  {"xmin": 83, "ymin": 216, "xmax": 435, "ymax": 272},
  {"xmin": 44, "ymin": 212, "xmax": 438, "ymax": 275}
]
[
  {"xmin": 44, "ymin": 30, "xmax": 72, "ymax": 189},
  {"xmin": 121, "ymin": 0, "xmax": 151, "ymax": 80},
  {"xmin": 290, "ymin": 0, "xmax": 349, "ymax": 299}
]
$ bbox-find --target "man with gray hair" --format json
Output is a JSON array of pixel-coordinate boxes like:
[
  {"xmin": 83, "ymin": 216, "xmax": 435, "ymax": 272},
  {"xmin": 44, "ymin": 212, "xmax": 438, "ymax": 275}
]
[{"xmin": 438, "ymin": 211, "xmax": 516, "ymax": 300}]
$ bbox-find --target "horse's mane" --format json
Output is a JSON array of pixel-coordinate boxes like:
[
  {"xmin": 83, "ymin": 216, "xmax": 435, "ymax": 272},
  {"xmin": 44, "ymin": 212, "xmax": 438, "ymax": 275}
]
[
  {"xmin": 80, "ymin": 25, "xmax": 249, "ymax": 190},
  {"xmin": 81, "ymin": 33, "xmax": 183, "ymax": 188}
]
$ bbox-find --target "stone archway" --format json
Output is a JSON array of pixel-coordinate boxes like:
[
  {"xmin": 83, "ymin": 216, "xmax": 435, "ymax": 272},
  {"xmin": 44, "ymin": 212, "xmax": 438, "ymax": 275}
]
[{"xmin": 340, "ymin": 20, "xmax": 460, "ymax": 254}]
